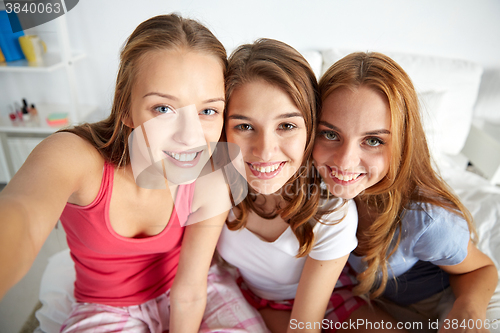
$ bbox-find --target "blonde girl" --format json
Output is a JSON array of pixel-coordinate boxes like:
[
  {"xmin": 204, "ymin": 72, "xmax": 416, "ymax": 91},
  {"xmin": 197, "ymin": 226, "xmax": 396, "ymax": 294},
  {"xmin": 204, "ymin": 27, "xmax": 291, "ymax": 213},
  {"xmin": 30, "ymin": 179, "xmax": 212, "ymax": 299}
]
[
  {"xmin": 314, "ymin": 52, "xmax": 497, "ymax": 332},
  {"xmin": 0, "ymin": 14, "xmax": 246, "ymax": 332}
]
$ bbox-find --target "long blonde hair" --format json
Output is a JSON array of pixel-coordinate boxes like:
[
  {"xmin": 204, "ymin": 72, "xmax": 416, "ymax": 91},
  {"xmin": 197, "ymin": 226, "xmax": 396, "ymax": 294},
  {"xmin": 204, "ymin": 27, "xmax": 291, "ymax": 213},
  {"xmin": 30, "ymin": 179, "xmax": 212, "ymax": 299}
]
[
  {"xmin": 225, "ymin": 39, "xmax": 322, "ymax": 257},
  {"xmin": 60, "ymin": 14, "xmax": 227, "ymax": 167},
  {"xmin": 319, "ymin": 52, "xmax": 475, "ymax": 298}
]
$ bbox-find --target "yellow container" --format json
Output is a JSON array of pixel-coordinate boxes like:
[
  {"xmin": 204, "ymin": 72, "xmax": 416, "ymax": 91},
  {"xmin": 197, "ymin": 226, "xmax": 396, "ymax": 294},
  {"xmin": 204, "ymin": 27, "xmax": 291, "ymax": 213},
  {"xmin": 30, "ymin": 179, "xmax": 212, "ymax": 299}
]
[{"xmin": 18, "ymin": 35, "xmax": 47, "ymax": 63}]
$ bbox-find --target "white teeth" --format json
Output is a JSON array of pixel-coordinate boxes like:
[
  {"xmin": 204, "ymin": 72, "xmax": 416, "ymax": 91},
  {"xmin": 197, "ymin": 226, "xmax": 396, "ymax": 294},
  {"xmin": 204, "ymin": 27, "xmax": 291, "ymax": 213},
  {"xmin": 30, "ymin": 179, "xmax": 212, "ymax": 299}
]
[
  {"xmin": 331, "ymin": 169, "xmax": 361, "ymax": 182},
  {"xmin": 251, "ymin": 163, "xmax": 281, "ymax": 173},
  {"xmin": 167, "ymin": 152, "xmax": 197, "ymax": 162}
]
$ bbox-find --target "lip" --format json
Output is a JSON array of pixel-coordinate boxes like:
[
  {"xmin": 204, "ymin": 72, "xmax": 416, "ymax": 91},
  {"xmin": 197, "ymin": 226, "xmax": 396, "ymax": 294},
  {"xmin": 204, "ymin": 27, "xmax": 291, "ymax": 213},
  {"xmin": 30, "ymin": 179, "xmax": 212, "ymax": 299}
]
[
  {"xmin": 247, "ymin": 161, "xmax": 285, "ymax": 180},
  {"xmin": 163, "ymin": 149, "xmax": 203, "ymax": 168},
  {"xmin": 327, "ymin": 166, "xmax": 365, "ymax": 185}
]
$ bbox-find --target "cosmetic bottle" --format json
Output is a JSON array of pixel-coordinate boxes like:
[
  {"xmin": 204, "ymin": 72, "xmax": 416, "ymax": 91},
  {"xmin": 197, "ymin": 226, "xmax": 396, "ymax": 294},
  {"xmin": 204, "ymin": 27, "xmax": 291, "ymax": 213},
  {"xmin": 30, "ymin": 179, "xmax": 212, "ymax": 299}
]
[
  {"xmin": 21, "ymin": 99, "xmax": 31, "ymax": 121},
  {"xmin": 14, "ymin": 102, "xmax": 23, "ymax": 121},
  {"xmin": 30, "ymin": 103, "xmax": 39, "ymax": 124},
  {"xmin": 8, "ymin": 105, "xmax": 16, "ymax": 122},
  {"xmin": 29, "ymin": 103, "xmax": 38, "ymax": 116}
]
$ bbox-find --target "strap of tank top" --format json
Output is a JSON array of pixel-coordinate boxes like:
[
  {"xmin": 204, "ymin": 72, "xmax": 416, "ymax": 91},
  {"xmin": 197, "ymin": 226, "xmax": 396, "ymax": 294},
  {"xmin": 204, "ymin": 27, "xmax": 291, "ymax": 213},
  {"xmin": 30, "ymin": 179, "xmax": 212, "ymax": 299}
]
[{"xmin": 175, "ymin": 182, "xmax": 196, "ymax": 227}]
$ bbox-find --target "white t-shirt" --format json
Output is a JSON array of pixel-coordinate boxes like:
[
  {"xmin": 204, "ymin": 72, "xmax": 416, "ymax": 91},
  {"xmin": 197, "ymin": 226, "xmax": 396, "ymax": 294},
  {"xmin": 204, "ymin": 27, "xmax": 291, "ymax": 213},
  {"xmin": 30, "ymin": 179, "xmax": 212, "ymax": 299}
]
[{"xmin": 217, "ymin": 198, "xmax": 358, "ymax": 300}]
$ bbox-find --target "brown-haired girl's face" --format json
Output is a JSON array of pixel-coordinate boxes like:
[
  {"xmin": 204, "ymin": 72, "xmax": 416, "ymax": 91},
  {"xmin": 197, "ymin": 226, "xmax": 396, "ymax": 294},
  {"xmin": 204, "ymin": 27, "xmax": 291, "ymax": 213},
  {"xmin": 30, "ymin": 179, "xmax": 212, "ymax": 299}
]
[
  {"xmin": 313, "ymin": 86, "xmax": 392, "ymax": 199},
  {"xmin": 226, "ymin": 80, "xmax": 307, "ymax": 195},
  {"xmin": 127, "ymin": 49, "xmax": 225, "ymax": 184}
]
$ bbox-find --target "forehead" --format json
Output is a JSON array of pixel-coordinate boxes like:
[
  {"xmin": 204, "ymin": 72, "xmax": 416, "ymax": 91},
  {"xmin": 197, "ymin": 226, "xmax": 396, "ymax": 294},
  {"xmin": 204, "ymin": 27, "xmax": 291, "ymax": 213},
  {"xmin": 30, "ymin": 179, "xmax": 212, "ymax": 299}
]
[
  {"xmin": 321, "ymin": 85, "xmax": 390, "ymax": 132},
  {"xmin": 228, "ymin": 80, "xmax": 303, "ymax": 117},
  {"xmin": 132, "ymin": 49, "xmax": 224, "ymax": 96}
]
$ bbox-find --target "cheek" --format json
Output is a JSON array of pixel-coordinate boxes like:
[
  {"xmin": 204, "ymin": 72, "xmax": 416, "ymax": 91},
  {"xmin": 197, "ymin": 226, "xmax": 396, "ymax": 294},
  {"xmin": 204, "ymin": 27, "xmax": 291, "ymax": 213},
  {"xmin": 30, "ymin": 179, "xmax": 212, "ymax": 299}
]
[
  {"xmin": 368, "ymin": 154, "xmax": 390, "ymax": 181},
  {"xmin": 312, "ymin": 143, "xmax": 328, "ymax": 165},
  {"xmin": 292, "ymin": 132, "xmax": 308, "ymax": 159},
  {"xmin": 225, "ymin": 132, "xmax": 248, "ymax": 156},
  {"xmin": 203, "ymin": 119, "xmax": 224, "ymax": 142}
]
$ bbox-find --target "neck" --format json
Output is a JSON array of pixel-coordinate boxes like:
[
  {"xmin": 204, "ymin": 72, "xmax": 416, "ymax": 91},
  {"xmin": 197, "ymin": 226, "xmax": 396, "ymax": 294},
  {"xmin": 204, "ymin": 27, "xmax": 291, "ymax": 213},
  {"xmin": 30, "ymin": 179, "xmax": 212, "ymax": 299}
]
[{"xmin": 251, "ymin": 191, "xmax": 284, "ymax": 215}]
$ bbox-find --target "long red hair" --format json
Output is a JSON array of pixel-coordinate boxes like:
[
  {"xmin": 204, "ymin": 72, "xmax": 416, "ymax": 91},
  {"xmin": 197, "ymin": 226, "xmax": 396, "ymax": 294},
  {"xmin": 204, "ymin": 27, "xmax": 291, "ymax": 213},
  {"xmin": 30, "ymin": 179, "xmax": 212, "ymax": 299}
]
[{"xmin": 319, "ymin": 52, "xmax": 475, "ymax": 298}]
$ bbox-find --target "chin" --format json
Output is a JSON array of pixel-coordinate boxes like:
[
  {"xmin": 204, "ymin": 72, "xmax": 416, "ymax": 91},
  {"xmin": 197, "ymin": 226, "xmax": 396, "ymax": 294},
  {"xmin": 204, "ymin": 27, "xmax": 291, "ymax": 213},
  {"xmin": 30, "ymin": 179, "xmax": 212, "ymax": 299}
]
[
  {"xmin": 325, "ymin": 183, "xmax": 362, "ymax": 200},
  {"xmin": 247, "ymin": 179, "xmax": 286, "ymax": 195}
]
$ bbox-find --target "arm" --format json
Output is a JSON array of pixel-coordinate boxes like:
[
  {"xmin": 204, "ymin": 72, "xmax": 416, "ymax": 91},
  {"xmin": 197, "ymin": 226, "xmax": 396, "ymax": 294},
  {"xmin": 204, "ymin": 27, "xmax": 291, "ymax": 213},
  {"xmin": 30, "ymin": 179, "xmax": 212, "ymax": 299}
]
[
  {"xmin": 169, "ymin": 170, "xmax": 231, "ymax": 332},
  {"xmin": 0, "ymin": 133, "xmax": 99, "ymax": 300},
  {"xmin": 439, "ymin": 241, "xmax": 498, "ymax": 333},
  {"xmin": 287, "ymin": 254, "xmax": 349, "ymax": 333},
  {"xmin": 168, "ymin": 210, "xmax": 227, "ymax": 332}
]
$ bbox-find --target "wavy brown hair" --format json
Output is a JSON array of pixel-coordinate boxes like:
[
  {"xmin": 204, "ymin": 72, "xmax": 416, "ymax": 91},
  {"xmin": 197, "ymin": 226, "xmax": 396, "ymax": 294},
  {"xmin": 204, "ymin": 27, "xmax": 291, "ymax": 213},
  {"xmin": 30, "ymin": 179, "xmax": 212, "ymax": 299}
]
[
  {"xmin": 59, "ymin": 14, "xmax": 227, "ymax": 167},
  {"xmin": 225, "ymin": 39, "xmax": 323, "ymax": 257},
  {"xmin": 319, "ymin": 52, "xmax": 476, "ymax": 298}
]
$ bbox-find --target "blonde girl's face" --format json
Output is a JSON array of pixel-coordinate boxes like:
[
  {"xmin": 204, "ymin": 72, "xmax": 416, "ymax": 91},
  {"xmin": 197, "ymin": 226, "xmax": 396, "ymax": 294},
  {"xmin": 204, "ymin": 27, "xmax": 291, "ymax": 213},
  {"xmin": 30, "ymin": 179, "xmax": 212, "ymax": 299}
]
[
  {"xmin": 127, "ymin": 49, "xmax": 225, "ymax": 184},
  {"xmin": 313, "ymin": 85, "xmax": 392, "ymax": 199},
  {"xmin": 226, "ymin": 80, "xmax": 307, "ymax": 195}
]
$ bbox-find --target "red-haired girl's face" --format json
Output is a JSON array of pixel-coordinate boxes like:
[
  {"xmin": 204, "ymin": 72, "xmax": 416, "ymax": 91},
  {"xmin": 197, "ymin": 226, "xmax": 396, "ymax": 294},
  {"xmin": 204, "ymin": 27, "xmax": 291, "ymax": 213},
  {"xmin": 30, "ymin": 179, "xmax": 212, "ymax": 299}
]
[{"xmin": 313, "ymin": 85, "xmax": 392, "ymax": 199}]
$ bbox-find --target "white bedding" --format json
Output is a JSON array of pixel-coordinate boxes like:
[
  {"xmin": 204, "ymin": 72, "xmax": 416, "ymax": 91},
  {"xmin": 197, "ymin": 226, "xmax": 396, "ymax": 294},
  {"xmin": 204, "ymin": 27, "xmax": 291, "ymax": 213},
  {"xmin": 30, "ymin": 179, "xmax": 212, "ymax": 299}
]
[{"xmin": 435, "ymin": 153, "xmax": 500, "ymax": 328}]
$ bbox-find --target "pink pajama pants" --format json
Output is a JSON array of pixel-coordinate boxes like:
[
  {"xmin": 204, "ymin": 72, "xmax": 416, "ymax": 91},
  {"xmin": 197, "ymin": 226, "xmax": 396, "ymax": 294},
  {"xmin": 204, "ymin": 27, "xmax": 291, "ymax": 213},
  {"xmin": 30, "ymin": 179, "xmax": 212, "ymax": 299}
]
[{"xmin": 60, "ymin": 265, "xmax": 270, "ymax": 333}]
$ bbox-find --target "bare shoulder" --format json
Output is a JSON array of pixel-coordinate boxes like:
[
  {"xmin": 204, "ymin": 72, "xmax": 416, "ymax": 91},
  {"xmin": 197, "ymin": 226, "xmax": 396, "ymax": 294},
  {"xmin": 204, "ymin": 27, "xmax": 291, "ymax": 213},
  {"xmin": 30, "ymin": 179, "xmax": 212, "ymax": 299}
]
[
  {"xmin": 189, "ymin": 169, "xmax": 232, "ymax": 225},
  {"xmin": 0, "ymin": 132, "xmax": 106, "ymax": 256},
  {"xmin": 5, "ymin": 131, "xmax": 104, "ymax": 201},
  {"xmin": 32, "ymin": 131, "xmax": 101, "ymax": 163}
]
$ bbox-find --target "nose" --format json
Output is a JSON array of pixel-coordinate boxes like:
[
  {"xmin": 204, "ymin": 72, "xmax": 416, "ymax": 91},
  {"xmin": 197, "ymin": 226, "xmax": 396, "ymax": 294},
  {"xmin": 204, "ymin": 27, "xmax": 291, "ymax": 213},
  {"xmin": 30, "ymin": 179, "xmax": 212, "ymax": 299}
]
[
  {"xmin": 333, "ymin": 141, "xmax": 360, "ymax": 171},
  {"xmin": 252, "ymin": 129, "xmax": 277, "ymax": 162},
  {"xmin": 173, "ymin": 107, "xmax": 205, "ymax": 147}
]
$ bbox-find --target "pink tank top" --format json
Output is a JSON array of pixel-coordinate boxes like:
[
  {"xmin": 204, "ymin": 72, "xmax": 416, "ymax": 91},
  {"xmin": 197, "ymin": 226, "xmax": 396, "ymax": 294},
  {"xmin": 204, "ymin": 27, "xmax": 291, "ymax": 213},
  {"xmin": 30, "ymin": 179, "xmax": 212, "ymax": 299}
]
[{"xmin": 60, "ymin": 161, "xmax": 195, "ymax": 306}]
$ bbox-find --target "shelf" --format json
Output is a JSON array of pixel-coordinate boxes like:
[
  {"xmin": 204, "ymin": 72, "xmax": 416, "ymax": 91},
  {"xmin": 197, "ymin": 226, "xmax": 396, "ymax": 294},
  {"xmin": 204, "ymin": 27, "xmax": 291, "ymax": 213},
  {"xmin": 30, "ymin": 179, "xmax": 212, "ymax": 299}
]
[
  {"xmin": 0, "ymin": 52, "xmax": 86, "ymax": 73},
  {"xmin": 0, "ymin": 104, "xmax": 99, "ymax": 135}
]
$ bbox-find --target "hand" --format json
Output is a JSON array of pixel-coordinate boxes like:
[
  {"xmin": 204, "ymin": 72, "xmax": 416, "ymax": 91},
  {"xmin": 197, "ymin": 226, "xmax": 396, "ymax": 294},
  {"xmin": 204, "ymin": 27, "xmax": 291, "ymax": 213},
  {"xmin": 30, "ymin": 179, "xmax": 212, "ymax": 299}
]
[{"xmin": 439, "ymin": 299, "xmax": 492, "ymax": 333}]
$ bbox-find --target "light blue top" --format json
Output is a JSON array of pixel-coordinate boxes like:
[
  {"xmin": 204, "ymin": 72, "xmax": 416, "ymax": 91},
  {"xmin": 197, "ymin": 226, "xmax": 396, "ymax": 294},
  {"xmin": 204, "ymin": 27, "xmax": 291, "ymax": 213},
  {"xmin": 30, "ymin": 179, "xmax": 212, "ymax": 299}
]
[{"xmin": 349, "ymin": 201, "xmax": 470, "ymax": 305}]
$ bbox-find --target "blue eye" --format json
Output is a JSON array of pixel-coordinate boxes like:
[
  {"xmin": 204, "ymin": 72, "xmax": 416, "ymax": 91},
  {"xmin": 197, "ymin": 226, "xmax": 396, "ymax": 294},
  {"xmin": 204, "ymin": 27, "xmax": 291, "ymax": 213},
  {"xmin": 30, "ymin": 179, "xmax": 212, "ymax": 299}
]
[
  {"xmin": 154, "ymin": 105, "xmax": 173, "ymax": 114},
  {"xmin": 200, "ymin": 108, "xmax": 217, "ymax": 116},
  {"xmin": 366, "ymin": 137, "xmax": 384, "ymax": 147},
  {"xmin": 320, "ymin": 130, "xmax": 338, "ymax": 141},
  {"xmin": 235, "ymin": 124, "xmax": 253, "ymax": 131}
]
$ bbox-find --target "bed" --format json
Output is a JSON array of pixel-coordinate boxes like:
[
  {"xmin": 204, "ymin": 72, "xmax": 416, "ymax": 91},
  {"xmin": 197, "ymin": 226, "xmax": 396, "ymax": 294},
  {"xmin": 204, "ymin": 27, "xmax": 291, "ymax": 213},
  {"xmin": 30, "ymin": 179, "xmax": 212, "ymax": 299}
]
[{"xmin": 33, "ymin": 49, "xmax": 500, "ymax": 332}]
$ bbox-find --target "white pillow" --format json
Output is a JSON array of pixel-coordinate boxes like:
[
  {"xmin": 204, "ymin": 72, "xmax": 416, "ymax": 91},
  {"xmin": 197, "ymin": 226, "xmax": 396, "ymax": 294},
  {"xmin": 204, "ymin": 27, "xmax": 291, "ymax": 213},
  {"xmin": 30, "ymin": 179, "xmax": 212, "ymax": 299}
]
[
  {"xmin": 419, "ymin": 90, "xmax": 446, "ymax": 158},
  {"xmin": 35, "ymin": 249, "xmax": 75, "ymax": 333},
  {"xmin": 321, "ymin": 49, "xmax": 483, "ymax": 156},
  {"xmin": 474, "ymin": 69, "xmax": 500, "ymax": 122}
]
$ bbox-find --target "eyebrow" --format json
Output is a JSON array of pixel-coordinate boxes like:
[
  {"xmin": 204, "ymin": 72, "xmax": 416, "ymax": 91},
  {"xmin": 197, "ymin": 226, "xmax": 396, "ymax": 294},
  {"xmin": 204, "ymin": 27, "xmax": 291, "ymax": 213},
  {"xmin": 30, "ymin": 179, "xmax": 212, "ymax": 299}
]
[
  {"xmin": 228, "ymin": 111, "xmax": 303, "ymax": 121},
  {"xmin": 143, "ymin": 92, "xmax": 225, "ymax": 104},
  {"xmin": 319, "ymin": 121, "xmax": 391, "ymax": 135}
]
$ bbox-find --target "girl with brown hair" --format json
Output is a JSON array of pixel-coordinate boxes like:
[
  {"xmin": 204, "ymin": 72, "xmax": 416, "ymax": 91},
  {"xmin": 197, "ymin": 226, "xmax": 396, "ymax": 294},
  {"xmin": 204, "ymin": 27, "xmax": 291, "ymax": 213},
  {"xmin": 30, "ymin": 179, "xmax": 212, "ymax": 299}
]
[
  {"xmin": 314, "ymin": 52, "xmax": 497, "ymax": 332},
  {"xmin": 216, "ymin": 39, "xmax": 360, "ymax": 333},
  {"xmin": 0, "ymin": 14, "xmax": 250, "ymax": 332}
]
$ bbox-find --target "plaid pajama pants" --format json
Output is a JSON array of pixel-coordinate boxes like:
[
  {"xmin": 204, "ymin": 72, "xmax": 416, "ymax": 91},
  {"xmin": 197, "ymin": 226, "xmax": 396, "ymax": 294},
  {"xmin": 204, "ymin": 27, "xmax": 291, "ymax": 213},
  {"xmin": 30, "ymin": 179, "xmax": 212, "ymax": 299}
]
[
  {"xmin": 236, "ymin": 263, "xmax": 367, "ymax": 333},
  {"xmin": 60, "ymin": 264, "xmax": 270, "ymax": 333}
]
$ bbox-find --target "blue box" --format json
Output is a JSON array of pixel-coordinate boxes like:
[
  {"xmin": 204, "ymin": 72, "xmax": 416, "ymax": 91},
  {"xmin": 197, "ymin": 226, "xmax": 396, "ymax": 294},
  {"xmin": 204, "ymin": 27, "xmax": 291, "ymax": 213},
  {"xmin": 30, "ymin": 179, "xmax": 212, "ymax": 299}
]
[{"xmin": 0, "ymin": 10, "xmax": 25, "ymax": 62}]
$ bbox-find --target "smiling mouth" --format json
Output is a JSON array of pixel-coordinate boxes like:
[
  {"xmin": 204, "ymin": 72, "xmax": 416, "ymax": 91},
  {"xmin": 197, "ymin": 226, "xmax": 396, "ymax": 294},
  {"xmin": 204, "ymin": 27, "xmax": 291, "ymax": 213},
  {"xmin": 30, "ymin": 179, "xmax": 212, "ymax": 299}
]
[
  {"xmin": 163, "ymin": 151, "xmax": 201, "ymax": 162},
  {"xmin": 247, "ymin": 162, "xmax": 286, "ymax": 179},
  {"xmin": 329, "ymin": 168, "xmax": 364, "ymax": 182},
  {"xmin": 250, "ymin": 162, "xmax": 282, "ymax": 173}
]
